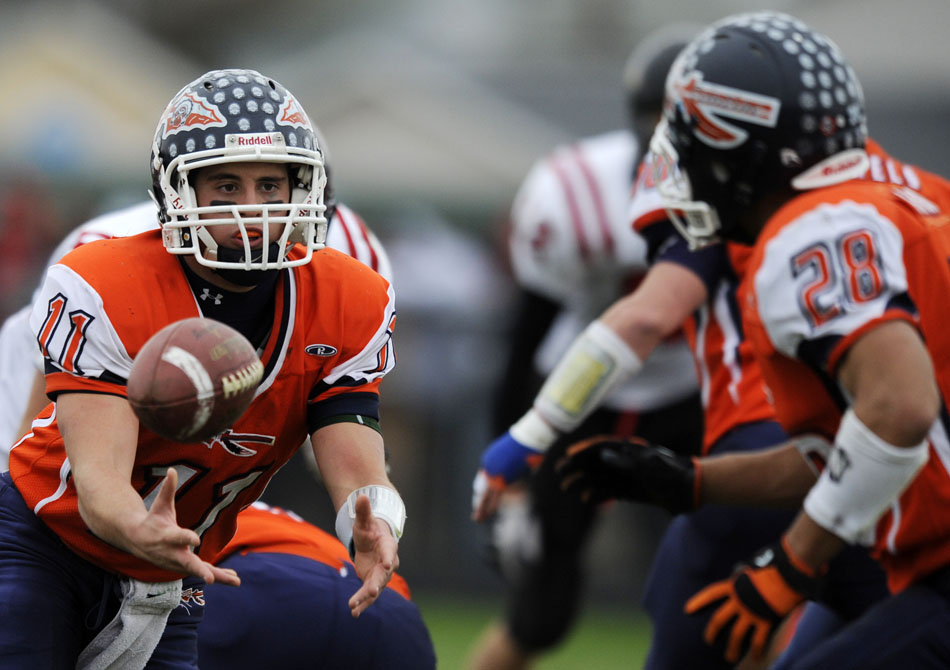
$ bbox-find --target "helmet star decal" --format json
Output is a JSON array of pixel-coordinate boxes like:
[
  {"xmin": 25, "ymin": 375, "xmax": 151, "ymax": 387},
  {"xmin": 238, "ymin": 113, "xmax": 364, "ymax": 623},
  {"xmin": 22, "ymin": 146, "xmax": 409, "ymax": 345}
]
[
  {"xmin": 162, "ymin": 92, "xmax": 227, "ymax": 138},
  {"xmin": 674, "ymin": 72, "xmax": 781, "ymax": 149},
  {"xmin": 278, "ymin": 96, "xmax": 313, "ymax": 131}
]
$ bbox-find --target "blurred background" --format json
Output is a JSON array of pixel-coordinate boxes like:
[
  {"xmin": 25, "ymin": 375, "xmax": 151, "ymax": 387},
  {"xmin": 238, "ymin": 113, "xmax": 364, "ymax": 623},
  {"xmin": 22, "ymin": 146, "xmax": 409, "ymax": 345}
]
[{"xmin": 2, "ymin": 0, "xmax": 948, "ymax": 665}]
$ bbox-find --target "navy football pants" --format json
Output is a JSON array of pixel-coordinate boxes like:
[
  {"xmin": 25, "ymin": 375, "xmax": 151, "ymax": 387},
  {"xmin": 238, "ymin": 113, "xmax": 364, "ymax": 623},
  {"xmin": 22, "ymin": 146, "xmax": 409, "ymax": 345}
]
[
  {"xmin": 0, "ymin": 471, "xmax": 202, "ymax": 669},
  {"xmin": 198, "ymin": 551, "xmax": 436, "ymax": 670}
]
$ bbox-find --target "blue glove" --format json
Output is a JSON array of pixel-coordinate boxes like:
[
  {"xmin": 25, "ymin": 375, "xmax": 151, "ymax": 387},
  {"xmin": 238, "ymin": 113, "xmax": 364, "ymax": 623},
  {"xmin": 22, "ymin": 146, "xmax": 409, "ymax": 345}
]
[{"xmin": 472, "ymin": 431, "xmax": 545, "ymax": 521}]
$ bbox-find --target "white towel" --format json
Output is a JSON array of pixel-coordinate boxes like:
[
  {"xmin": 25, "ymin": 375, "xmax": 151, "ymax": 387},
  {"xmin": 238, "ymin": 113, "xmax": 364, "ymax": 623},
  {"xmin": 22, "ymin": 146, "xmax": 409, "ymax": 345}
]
[{"xmin": 76, "ymin": 577, "xmax": 183, "ymax": 670}]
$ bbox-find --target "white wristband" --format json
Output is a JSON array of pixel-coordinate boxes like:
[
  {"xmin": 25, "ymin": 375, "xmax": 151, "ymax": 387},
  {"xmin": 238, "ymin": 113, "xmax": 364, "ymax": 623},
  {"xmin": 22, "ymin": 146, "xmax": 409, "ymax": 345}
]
[
  {"xmin": 534, "ymin": 320, "xmax": 643, "ymax": 434},
  {"xmin": 804, "ymin": 409, "xmax": 928, "ymax": 545},
  {"xmin": 335, "ymin": 485, "xmax": 407, "ymax": 557},
  {"xmin": 510, "ymin": 408, "xmax": 560, "ymax": 452}
]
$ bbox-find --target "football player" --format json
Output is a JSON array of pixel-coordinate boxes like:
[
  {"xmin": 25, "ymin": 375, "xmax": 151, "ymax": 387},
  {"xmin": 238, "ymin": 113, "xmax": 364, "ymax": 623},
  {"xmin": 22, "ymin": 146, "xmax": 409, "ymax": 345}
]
[
  {"xmin": 0, "ymin": 69, "xmax": 404, "ymax": 669},
  {"xmin": 553, "ymin": 143, "xmax": 943, "ymax": 669},
  {"xmin": 472, "ymin": 24, "xmax": 897, "ymax": 670},
  {"xmin": 0, "ymin": 189, "xmax": 391, "ymax": 458},
  {"xmin": 472, "ymin": 28, "xmax": 804, "ymax": 670},
  {"xmin": 0, "ymin": 187, "xmax": 438, "ymax": 668},
  {"xmin": 641, "ymin": 11, "xmax": 950, "ymax": 668},
  {"xmin": 467, "ymin": 26, "xmax": 705, "ymax": 670},
  {"xmin": 198, "ymin": 502, "xmax": 434, "ymax": 670}
]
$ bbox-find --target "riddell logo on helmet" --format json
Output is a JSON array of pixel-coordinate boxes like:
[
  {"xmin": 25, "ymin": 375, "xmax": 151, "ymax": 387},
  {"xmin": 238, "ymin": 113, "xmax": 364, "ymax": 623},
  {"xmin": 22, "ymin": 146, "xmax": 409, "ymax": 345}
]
[
  {"xmin": 820, "ymin": 155, "xmax": 864, "ymax": 176},
  {"xmin": 675, "ymin": 72, "xmax": 780, "ymax": 149},
  {"xmin": 225, "ymin": 133, "xmax": 286, "ymax": 148},
  {"xmin": 791, "ymin": 149, "xmax": 870, "ymax": 190},
  {"xmin": 236, "ymin": 135, "xmax": 275, "ymax": 146}
]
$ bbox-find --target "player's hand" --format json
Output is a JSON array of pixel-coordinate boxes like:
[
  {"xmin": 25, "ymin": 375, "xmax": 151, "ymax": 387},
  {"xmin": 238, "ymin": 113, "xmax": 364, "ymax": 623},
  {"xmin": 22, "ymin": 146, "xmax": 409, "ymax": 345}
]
[
  {"xmin": 556, "ymin": 435, "xmax": 697, "ymax": 513},
  {"xmin": 471, "ymin": 431, "xmax": 545, "ymax": 522},
  {"xmin": 684, "ymin": 537, "xmax": 825, "ymax": 664},
  {"xmin": 349, "ymin": 494, "xmax": 399, "ymax": 618},
  {"xmin": 126, "ymin": 468, "xmax": 241, "ymax": 586}
]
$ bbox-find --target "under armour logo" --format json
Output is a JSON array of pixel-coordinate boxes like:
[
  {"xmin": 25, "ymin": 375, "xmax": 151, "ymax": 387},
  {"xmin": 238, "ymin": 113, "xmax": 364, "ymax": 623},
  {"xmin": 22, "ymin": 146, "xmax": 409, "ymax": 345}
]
[{"xmin": 199, "ymin": 288, "xmax": 223, "ymax": 305}]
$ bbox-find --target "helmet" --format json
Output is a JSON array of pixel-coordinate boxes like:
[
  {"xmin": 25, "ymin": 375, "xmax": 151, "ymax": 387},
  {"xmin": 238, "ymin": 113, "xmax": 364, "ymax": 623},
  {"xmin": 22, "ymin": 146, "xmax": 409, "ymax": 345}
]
[
  {"xmin": 649, "ymin": 12, "xmax": 869, "ymax": 247},
  {"xmin": 622, "ymin": 24, "xmax": 699, "ymax": 155},
  {"xmin": 150, "ymin": 69, "xmax": 328, "ymax": 273}
]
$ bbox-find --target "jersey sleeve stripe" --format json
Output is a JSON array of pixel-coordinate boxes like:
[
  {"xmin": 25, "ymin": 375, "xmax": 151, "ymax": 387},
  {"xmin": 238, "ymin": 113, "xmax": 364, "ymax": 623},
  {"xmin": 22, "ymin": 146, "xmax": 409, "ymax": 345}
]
[
  {"xmin": 333, "ymin": 208, "xmax": 359, "ymax": 258},
  {"xmin": 550, "ymin": 153, "xmax": 591, "ymax": 260},
  {"xmin": 632, "ymin": 208, "xmax": 669, "ymax": 233},
  {"xmin": 825, "ymin": 309, "xmax": 919, "ymax": 375},
  {"xmin": 351, "ymin": 212, "xmax": 380, "ymax": 272},
  {"xmin": 44, "ymin": 371, "xmax": 126, "ymax": 398},
  {"xmin": 570, "ymin": 144, "xmax": 615, "ymax": 257}
]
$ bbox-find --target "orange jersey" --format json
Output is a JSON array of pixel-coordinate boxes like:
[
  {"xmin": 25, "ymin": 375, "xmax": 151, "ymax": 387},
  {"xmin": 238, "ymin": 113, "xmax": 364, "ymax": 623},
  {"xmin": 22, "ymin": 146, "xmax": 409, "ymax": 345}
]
[
  {"xmin": 10, "ymin": 231, "xmax": 396, "ymax": 581},
  {"xmin": 216, "ymin": 503, "xmax": 412, "ymax": 600},
  {"xmin": 743, "ymin": 173, "xmax": 950, "ymax": 593},
  {"xmin": 630, "ymin": 162, "xmax": 775, "ymax": 453}
]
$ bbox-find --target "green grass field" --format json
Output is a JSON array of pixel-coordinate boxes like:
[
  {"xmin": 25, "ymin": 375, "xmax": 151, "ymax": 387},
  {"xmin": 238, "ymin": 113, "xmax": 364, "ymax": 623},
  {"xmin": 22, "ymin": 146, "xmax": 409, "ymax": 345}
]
[{"xmin": 414, "ymin": 593, "xmax": 651, "ymax": 670}]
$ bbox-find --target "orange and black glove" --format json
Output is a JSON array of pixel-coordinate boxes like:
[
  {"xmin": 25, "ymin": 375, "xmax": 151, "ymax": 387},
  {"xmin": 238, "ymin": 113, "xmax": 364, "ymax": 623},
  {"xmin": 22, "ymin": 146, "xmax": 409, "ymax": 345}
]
[
  {"xmin": 555, "ymin": 435, "xmax": 699, "ymax": 514},
  {"xmin": 685, "ymin": 537, "xmax": 826, "ymax": 664}
]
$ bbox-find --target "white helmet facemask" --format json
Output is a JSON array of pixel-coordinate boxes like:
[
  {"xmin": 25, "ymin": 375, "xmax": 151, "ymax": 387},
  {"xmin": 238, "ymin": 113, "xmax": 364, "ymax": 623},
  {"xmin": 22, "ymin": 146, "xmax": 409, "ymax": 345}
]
[{"xmin": 648, "ymin": 120, "xmax": 723, "ymax": 250}]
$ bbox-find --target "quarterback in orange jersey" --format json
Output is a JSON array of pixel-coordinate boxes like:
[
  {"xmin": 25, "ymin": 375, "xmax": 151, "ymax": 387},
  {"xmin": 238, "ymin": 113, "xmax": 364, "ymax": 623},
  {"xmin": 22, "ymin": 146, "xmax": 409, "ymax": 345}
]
[
  {"xmin": 645, "ymin": 11, "xmax": 950, "ymax": 669},
  {"xmin": 0, "ymin": 69, "xmax": 403, "ymax": 670},
  {"xmin": 198, "ymin": 503, "xmax": 435, "ymax": 670}
]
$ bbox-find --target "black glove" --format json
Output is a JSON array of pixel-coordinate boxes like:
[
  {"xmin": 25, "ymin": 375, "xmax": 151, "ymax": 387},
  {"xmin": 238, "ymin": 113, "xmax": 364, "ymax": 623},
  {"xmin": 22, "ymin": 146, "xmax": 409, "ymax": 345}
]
[{"xmin": 556, "ymin": 435, "xmax": 697, "ymax": 513}]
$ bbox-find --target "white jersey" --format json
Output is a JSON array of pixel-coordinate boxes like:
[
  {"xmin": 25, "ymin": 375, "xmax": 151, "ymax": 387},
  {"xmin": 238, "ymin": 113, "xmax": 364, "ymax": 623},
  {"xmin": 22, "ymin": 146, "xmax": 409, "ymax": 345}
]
[
  {"xmin": 508, "ymin": 130, "xmax": 697, "ymax": 411},
  {"xmin": 0, "ymin": 306, "xmax": 35, "ymax": 467},
  {"xmin": 0, "ymin": 200, "xmax": 392, "ymax": 466}
]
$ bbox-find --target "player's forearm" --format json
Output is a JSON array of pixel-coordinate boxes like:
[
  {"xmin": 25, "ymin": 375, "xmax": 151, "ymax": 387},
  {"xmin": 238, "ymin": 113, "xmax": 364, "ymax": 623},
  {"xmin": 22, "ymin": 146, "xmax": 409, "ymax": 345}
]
[
  {"xmin": 783, "ymin": 510, "xmax": 847, "ymax": 570},
  {"xmin": 311, "ymin": 421, "xmax": 393, "ymax": 511},
  {"xmin": 74, "ymin": 472, "xmax": 151, "ymax": 551},
  {"xmin": 513, "ymin": 264, "xmax": 706, "ymax": 450},
  {"xmin": 800, "ymin": 323, "xmax": 935, "ymax": 549},
  {"xmin": 522, "ymin": 320, "xmax": 642, "ymax": 449},
  {"xmin": 698, "ymin": 442, "xmax": 816, "ymax": 508},
  {"xmin": 601, "ymin": 261, "xmax": 707, "ymax": 360},
  {"xmin": 57, "ymin": 392, "xmax": 145, "ymax": 550}
]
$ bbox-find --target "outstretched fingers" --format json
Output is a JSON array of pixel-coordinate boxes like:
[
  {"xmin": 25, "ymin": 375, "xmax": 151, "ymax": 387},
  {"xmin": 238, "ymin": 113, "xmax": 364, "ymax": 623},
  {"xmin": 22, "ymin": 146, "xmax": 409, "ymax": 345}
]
[{"xmin": 348, "ymin": 495, "xmax": 397, "ymax": 617}]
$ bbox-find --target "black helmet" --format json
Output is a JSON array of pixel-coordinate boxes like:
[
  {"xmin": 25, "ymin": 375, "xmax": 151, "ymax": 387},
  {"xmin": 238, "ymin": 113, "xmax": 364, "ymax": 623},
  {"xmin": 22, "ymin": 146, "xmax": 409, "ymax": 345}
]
[{"xmin": 650, "ymin": 12, "xmax": 869, "ymax": 247}]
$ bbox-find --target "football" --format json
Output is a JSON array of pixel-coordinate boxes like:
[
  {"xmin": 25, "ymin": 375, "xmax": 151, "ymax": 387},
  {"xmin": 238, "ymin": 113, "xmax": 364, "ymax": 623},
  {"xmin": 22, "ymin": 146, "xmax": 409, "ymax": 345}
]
[{"xmin": 127, "ymin": 317, "xmax": 264, "ymax": 443}]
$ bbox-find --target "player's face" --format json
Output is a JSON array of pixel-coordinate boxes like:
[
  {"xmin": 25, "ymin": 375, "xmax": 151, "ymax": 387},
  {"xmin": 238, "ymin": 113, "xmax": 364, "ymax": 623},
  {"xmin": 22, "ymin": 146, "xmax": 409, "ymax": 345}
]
[{"xmin": 192, "ymin": 162, "xmax": 291, "ymax": 250}]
